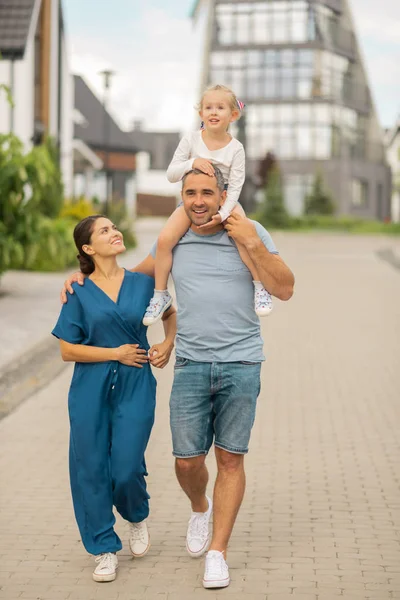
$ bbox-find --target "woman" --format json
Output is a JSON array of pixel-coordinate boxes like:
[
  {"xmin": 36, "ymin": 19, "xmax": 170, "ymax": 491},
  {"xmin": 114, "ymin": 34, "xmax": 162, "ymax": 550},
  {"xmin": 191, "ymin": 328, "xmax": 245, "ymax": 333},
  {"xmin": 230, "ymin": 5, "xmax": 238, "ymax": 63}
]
[{"xmin": 52, "ymin": 215, "xmax": 176, "ymax": 583}]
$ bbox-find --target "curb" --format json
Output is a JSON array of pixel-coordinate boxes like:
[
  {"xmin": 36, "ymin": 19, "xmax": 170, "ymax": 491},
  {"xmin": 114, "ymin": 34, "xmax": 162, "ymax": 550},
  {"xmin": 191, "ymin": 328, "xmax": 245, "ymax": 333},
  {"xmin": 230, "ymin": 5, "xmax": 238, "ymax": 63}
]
[
  {"xmin": 376, "ymin": 248, "xmax": 400, "ymax": 272},
  {"xmin": 0, "ymin": 337, "xmax": 68, "ymax": 420}
]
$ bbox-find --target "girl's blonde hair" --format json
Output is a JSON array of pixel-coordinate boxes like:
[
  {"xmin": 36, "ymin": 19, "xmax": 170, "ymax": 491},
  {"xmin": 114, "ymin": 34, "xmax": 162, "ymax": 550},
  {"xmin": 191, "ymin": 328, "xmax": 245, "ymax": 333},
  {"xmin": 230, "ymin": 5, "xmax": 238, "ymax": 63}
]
[{"xmin": 197, "ymin": 84, "xmax": 242, "ymax": 119}]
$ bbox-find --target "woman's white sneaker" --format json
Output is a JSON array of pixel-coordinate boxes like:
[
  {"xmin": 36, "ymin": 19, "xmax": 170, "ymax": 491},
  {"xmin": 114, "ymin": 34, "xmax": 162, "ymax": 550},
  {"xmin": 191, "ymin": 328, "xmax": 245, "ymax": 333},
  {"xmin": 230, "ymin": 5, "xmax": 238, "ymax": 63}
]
[
  {"xmin": 129, "ymin": 519, "xmax": 151, "ymax": 558},
  {"xmin": 203, "ymin": 550, "xmax": 230, "ymax": 589},
  {"xmin": 186, "ymin": 495, "xmax": 213, "ymax": 557},
  {"xmin": 93, "ymin": 552, "xmax": 118, "ymax": 582}
]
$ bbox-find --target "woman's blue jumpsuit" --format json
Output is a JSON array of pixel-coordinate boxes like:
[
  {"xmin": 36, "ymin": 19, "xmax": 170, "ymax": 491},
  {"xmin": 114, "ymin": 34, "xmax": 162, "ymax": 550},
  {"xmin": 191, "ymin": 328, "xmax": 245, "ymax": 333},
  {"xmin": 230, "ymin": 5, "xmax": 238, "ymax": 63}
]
[{"xmin": 52, "ymin": 271, "xmax": 157, "ymax": 556}]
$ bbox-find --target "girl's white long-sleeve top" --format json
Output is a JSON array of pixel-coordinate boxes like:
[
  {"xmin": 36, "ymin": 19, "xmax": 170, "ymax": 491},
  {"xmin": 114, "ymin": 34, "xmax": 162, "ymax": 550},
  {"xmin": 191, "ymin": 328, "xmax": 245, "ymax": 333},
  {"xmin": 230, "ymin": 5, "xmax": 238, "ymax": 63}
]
[{"xmin": 166, "ymin": 130, "xmax": 245, "ymax": 222}]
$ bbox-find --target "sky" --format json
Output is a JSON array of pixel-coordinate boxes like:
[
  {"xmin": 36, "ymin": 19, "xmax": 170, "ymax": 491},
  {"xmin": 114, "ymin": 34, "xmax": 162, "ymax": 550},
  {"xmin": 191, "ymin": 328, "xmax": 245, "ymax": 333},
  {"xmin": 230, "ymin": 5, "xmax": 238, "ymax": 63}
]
[{"xmin": 63, "ymin": 0, "xmax": 400, "ymax": 133}]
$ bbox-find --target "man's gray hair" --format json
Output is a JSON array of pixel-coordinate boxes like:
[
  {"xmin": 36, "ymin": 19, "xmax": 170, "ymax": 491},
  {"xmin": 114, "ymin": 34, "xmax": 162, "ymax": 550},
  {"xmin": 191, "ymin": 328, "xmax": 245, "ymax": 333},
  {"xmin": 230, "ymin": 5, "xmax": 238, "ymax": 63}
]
[{"xmin": 182, "ymin": 166, "xmax": 225, "ymax": 193}]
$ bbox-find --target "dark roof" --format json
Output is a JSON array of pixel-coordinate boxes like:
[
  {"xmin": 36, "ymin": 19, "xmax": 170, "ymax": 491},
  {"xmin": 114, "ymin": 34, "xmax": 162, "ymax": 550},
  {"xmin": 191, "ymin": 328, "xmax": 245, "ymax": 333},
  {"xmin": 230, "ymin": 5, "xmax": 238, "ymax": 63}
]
[
  {"xmin": 74, "ymin": 75, "xmax": 137, "ymax": 154},
  {"xmin": 0, "ymin": 0, "xmax": 36, "ymax": 58},
  {"xmin": 128, "ymin": 129, "xmax": 180, "ymax": 171}
]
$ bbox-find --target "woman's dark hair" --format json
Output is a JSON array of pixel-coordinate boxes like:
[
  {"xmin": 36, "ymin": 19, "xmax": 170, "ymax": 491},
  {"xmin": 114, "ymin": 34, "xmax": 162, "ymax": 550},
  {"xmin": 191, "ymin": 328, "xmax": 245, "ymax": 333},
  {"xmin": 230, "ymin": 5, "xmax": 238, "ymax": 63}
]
[{"xmin": 73, "ymin": 215, "xmax": 106, "ymax": 275}]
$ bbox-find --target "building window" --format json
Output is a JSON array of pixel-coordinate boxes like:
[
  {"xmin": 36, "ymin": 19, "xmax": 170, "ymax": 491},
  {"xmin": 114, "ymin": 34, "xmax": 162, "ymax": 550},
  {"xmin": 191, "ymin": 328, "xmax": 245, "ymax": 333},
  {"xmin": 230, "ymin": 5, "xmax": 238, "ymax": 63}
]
[
  {"xmin": 215, "ymin": 1, "xmax": 315, "ymax": 46},
  {"xmin": 209, "ymin": 48, "xmax": 356, "ymax": 104},
  {"xmin": 243, "ymin": 103, "xmax": 363, "ymax": 161},
  {"xmin": 284, "ymin": 174, "xmax": 313, "ymax": 216},
  {"xmin": 351, "ymin": 179, "xmax": 368, "ymax": 207}
]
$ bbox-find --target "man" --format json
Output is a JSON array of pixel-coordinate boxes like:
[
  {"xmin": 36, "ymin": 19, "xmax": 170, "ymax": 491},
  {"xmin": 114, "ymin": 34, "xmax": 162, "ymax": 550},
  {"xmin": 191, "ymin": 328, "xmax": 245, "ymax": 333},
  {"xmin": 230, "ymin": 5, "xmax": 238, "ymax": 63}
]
[{"xmin": 62, "ymin": 166, "xmax": 294, "ymax": 589}]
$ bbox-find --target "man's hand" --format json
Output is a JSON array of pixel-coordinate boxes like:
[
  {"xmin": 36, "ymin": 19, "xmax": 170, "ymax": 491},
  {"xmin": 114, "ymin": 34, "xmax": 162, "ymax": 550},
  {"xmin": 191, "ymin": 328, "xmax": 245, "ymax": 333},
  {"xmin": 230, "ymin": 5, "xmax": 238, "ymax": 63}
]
[
  {"xmin": 224, "ymin": 212, "xmax": 258, "ymax": 247},
  {"xmin": 199, "ymin": 213, "xmax": 223, "ymax": 230},
  {"xmin": 60, "ymin": 272, "xmax": 85, "ymax": 304},
  {"xmin": 148, "ymin": 341, "xmax": 174, "ymax": 369},
  {"xmin": 192, "ymin": 158, "xmax": 215, "ymax": 177}
]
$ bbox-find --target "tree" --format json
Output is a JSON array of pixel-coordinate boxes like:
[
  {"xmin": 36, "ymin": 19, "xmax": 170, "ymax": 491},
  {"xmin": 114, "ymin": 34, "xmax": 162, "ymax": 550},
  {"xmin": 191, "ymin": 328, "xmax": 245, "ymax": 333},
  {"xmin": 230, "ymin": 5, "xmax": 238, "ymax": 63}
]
[
  {"xmin": 304, "ymin": 172, "xmax": 335, "ymax": 216},
  {"xmin": 260, "ymin": 165, "xmax": 290, "ymax": 228},
  {"xmin": 257, "ymin": 151, "xmax": 278, "ymax": 188}
]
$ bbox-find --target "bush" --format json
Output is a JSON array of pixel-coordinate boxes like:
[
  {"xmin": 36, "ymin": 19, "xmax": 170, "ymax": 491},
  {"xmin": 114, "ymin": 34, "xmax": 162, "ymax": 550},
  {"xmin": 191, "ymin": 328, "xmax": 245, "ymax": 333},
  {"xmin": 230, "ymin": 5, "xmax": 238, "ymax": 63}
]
[
  {"xmin": 0, "ymin": 133, "xmax": 69, "ymax": 273},
  {"xmin": 10, "ymin": 218, "xmax": 77, "ymax": 272},
  {"xmin": 27, "ymin": 137, "xmax": 64, "ymax": 218},
  {"xmin": 259, "ymin": 166, "xmax": 290, "ymax": 229},
  {"xmin": 255, "ymin": 213, "xmax": 400, "ymax": 235},
  {"xmin": 304, "ymin": 172, "xmax": 335, "ymax": 216},
  {"xmin": 60, "ymin": 197, "xmax": 96, "ymax": 221},
  {"xmin": 0, "ymin": 221, "xmax": 24, "ymax": 274}
]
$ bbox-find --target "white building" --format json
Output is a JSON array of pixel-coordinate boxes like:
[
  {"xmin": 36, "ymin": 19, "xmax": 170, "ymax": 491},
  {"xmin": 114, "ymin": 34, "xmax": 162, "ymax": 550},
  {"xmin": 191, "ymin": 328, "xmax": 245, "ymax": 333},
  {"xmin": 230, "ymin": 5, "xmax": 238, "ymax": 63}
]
[
  {"xmin": 0, "ymin": 0, "xmax": 73, "ymax": 196},
  {"xmin": 384, "ymin": 118, "xmax": 400, "ymax": 223}
]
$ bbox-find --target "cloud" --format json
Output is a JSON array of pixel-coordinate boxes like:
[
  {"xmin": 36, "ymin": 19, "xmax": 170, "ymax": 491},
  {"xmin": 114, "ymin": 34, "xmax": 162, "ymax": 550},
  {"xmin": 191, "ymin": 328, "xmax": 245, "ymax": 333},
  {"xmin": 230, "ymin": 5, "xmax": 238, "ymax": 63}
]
[{"xmin": 70, "ymin": 8, "xmax": 203, "ymax": 132}]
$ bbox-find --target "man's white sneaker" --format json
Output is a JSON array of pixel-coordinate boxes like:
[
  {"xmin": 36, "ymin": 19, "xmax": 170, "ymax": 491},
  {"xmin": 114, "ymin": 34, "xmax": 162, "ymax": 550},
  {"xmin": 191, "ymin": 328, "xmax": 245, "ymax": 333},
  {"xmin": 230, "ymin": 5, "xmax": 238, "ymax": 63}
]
[
  {"xmin": 186, "ymin": 495, "xmax": 213, "ymax": 558},
  {"xmin": 129, "ymin": 519, "xmax": 150, "ymax": 558},
  {"xmin": 142, "ymin": 291, "xmax": 172, "ymax": 326},
  {"xmin": 203, "ymin": 550, "xmax": 230, "ymax": 589},
  {"xmin": 92, "ymin": 552, "xmax": 118, "ymax": 582},
  {"xmin": 254, "ymin": 286, "xmax": 273, "ymax": 317}
]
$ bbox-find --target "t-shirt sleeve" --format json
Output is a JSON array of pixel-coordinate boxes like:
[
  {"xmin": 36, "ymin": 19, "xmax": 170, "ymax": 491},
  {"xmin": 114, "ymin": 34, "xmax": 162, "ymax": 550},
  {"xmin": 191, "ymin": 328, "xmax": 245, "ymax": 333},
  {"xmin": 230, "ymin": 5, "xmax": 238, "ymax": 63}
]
[
  {"xmin": 51, "ymin": 290, "xmax": 86, "ymax": 344},
  {"xmin": 253, "ymin": 221, "xmax": 279, "ymax": 255},
  {"xmin": 150, "ymin": 240, "xmax": 157, "ymax": 258}
]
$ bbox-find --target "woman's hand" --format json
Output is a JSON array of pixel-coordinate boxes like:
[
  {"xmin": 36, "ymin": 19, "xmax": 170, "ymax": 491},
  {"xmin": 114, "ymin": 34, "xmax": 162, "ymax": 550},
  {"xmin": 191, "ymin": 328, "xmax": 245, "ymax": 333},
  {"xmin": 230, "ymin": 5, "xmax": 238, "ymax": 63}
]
[
  {"xmin": 193, "ymin": 158, "xmax": 215, "ymax": 177},
  {"xmin": 148, "ymin": 341, "xmax": 174, "ymax": 369},
  {"xmin": 116, "ymin": 344, "xmax": 149, "ymax": 368},
  {"xmin": 60, "ymin": 272, "xmax": 85, "ymax": 303}
]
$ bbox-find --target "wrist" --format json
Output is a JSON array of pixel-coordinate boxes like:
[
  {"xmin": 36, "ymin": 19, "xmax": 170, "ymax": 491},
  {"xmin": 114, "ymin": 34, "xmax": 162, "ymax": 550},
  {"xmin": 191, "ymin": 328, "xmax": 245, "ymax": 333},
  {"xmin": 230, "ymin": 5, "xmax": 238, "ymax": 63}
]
[
  {"xmin": 112, "ymin": 347, "xmax": 120, "ymax": 362},
  {"xmin": 244, "ymin": 235, "xmax": 262, "ymax": 252}
]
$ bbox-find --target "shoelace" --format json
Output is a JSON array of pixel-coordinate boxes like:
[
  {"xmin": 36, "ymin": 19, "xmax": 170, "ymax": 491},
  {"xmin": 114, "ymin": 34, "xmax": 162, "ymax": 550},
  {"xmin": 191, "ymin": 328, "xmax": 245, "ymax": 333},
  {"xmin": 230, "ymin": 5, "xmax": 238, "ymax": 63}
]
[
  {"xmin": 95, "ymin": 553, "xmax": 115, "ymax": 571},
  {"xmin": 146, "ymin": 296, "xmax": 168, "ymax": 315},
  {"xmin": 130, "ymin": 522, "xmax": 146, "ymax": 542},
  {"xmin": 205, "ymin": 551, "xmax": 226, "ymax": 577},
  {"xmin": 188, "ymin": 512, "xmax": 209, "ymax": 540}
]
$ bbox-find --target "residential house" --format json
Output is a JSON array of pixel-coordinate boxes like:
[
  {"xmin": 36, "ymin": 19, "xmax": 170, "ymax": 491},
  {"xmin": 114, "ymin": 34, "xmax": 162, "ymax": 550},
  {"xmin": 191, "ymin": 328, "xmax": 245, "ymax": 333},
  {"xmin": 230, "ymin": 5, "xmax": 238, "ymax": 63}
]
[
  {"xmin": 128, "ymin": 122, "xmax": 181, "ymax": 216},
  {"xmin": 73, "ymin": 75, "xmax": 137, "ymax": 216},
  {"xmin": 0, "ymin": 0, "xmax": 73, "ymax": 195}
]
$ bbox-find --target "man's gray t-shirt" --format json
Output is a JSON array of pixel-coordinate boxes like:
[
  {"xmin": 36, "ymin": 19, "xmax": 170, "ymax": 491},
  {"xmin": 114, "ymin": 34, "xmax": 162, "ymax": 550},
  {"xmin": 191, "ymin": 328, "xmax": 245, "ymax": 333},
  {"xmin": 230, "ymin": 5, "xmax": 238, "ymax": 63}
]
[{"xmin": 150, "ymin": 221, "xmax": 278, "ymax": 363}]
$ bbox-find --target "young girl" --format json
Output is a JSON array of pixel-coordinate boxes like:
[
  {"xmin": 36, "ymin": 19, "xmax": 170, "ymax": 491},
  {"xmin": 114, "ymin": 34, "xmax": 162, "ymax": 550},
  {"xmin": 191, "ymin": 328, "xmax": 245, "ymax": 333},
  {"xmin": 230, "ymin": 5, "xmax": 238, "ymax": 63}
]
[{"xmin": 143, "ymin": 84, "xmax": 273, "ymax": 326}]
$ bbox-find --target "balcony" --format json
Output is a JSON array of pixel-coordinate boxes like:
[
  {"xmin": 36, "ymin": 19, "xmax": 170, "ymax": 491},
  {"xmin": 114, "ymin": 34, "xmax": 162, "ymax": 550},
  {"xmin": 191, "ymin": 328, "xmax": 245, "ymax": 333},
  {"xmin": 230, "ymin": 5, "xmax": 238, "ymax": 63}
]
[
  {"xmin": 321, "ymin": 0, "xmax": 342, "ymax": 12},
  {"xmin": 317, "ymin": 23, "xmax": 356, "ymax": 60}
]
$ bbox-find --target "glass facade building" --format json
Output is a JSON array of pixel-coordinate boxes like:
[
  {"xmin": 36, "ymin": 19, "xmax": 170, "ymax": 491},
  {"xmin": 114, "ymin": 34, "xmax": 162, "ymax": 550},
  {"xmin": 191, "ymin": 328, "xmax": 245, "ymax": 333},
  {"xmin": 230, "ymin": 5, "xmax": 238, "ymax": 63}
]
[{"xmin": 192, "ymin": 0, "xmax": 391, "ymax": 218}]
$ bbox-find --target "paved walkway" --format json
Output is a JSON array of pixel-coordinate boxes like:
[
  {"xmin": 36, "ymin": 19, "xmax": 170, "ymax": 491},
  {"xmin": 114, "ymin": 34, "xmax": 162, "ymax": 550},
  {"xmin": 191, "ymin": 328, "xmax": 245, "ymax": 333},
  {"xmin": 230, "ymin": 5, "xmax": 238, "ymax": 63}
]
[{"xmin": 1, "ymin": 226, "xmax": 400, "ymax": 600}]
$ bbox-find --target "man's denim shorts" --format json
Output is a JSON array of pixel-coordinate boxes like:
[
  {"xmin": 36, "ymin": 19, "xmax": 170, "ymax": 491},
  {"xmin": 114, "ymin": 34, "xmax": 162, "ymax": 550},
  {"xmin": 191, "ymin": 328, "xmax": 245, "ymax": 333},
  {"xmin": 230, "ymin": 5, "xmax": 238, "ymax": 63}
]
[{"xmin": 170, "ymin": 358, "xmax": 261, "ymax": 458}]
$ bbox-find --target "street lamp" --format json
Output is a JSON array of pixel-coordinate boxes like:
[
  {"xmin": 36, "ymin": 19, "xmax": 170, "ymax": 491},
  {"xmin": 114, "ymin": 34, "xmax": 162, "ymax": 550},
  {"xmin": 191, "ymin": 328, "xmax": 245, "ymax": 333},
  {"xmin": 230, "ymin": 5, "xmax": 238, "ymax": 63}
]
[{"xmin": 99, "ymin": 69, "xmax": 115, "ymax": 214}]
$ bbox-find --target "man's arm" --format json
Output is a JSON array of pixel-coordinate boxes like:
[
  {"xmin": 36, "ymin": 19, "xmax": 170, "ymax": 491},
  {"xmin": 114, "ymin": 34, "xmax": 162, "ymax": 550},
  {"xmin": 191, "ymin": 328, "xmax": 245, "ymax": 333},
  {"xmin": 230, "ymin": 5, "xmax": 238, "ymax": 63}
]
[
  {"xmin": 224, "ymin": 213, "xmax": 294, "ymax": 301},
  {"xmin": 60, "ymin": 254, "xmax": 156, "ymax": 304},
  {"xmin": 130, "ymin": 254, "xmax": 155, "ymax": 277}
]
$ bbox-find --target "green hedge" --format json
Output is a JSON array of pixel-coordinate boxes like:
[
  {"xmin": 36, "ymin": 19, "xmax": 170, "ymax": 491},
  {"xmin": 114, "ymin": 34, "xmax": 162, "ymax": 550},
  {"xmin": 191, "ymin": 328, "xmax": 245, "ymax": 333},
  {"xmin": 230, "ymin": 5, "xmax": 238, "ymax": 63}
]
[{"xmin": 253, "ymin": 213, "xmax": 400, "ymax": 235}]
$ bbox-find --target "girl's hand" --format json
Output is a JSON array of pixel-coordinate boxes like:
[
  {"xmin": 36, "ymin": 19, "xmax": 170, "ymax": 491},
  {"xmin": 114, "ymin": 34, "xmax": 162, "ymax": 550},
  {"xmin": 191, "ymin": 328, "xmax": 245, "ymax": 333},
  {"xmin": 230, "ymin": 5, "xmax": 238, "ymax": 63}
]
[
  {"xmin": 193, "ymin": 158, "xmax": 215, "ymax": 177},
  {"xmin": 199, "ymin": 213, "xmax": 223, "ymax": 230},
  {"xmin": 116, "ymin": 344, "xmax": 149, "ymax": 368},
  {"xmin": 148, "ymin": 341, "xmax": 174, "ymax": 369}
]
